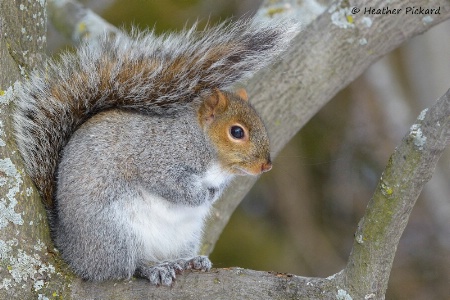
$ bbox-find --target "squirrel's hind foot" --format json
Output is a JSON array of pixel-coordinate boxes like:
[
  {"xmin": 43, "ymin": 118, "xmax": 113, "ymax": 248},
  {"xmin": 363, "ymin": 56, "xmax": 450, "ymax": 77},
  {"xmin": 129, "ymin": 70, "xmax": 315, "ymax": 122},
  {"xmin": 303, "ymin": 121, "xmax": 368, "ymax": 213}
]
[
  {"xmin": 136, "ymin": 256, "xmax": 212, "ymax": 286},
  {"xmin": 136, "ymin": 261, "xmax": 182, "ymax": 286}
]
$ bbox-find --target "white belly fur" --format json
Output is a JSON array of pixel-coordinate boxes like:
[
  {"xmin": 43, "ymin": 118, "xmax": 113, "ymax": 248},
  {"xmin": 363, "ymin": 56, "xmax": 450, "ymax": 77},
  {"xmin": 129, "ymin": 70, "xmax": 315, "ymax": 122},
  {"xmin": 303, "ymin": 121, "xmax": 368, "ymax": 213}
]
[
  {"xmin": 127, "ymin": 190, "xmax": 211, "ymax": 262},
  {"xmin": 125, "ymin": 162, "xmax": 232, "ymax": 262}
]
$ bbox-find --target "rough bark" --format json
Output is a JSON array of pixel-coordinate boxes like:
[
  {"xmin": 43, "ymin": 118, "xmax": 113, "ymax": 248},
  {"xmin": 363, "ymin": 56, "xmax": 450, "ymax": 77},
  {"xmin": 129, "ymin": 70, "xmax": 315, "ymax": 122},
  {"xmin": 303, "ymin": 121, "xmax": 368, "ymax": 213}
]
[{"xmin": 0, "ymin": 1, "xmax": 72, "ymax": 299}]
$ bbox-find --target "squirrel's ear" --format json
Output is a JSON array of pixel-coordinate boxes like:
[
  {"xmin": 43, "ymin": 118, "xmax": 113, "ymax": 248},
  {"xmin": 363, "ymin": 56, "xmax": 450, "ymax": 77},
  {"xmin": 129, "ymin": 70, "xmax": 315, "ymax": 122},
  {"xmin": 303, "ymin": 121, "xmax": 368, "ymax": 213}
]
[
  {"xmin": 198, "ymin": 89, "xmax": 229, "ymax": 126},
  {"xmin": 205, "ymin": 89, "xmax": 229, "ymax": 113},
  {"xmin": 235, "ymin": 88, "xmax": 248, "ymax": 101}
]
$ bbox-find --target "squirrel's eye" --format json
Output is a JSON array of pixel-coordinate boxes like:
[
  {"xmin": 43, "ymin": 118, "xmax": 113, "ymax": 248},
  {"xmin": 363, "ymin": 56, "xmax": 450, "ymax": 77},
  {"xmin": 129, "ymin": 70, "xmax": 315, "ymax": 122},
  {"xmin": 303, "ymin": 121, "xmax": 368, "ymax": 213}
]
[{"xmin": 230, "ymin": 126, "xmax": 245, "ymax": 139}]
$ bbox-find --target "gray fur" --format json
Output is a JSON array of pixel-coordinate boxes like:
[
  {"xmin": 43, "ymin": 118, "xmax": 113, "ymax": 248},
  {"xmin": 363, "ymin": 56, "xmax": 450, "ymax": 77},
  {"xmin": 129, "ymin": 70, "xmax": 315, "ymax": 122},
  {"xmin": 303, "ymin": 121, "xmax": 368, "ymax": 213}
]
[
  {"xmin": 13, "ymin": 19, "xmax": 298, "ymax": 207},
  {"xmin": 55, "ymin": 109, "xmax": 217, "ymax": 281},
  {"xmin": 12, "ymin": 19, "xmax": 298, "ymax": 284}
]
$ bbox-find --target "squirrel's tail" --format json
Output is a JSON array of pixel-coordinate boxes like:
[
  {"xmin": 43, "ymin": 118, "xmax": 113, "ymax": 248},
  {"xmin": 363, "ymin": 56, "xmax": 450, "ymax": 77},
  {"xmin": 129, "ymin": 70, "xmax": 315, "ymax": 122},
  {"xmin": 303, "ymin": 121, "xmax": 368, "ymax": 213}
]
[{"xmin": 13, "ymin": 18, "xmax": 298, "ymax": 207}]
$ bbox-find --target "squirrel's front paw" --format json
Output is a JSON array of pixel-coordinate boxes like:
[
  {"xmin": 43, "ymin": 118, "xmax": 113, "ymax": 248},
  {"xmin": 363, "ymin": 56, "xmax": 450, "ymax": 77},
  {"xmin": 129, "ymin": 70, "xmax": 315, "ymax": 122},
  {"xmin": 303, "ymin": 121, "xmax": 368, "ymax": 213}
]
[{"xmin": 184, "ymin": 255, "xmax": 212, "ymax": 271}]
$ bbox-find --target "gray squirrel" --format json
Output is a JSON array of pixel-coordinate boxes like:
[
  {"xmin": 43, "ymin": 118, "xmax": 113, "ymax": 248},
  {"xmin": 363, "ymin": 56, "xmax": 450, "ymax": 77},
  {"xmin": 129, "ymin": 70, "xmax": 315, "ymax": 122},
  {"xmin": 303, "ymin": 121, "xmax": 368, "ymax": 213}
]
[{"xmin": 13, "ymin": 19, "xmax": 297, "ymax": 285}]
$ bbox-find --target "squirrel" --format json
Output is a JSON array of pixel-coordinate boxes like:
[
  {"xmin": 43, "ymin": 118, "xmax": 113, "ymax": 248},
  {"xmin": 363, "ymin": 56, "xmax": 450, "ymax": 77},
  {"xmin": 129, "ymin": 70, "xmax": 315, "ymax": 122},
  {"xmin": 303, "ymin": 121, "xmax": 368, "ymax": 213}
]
[{"xmin": 13, "ymin": 19, "xmax": 297, "ymax": 285}]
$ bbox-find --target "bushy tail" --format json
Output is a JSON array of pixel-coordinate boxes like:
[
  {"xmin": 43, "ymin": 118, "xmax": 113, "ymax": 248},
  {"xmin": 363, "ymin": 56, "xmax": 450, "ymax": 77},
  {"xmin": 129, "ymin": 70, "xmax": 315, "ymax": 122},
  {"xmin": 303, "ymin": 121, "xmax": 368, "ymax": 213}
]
[{"xmin": 13, "ymin": 18, "xmax": 298, "ymax": 207}]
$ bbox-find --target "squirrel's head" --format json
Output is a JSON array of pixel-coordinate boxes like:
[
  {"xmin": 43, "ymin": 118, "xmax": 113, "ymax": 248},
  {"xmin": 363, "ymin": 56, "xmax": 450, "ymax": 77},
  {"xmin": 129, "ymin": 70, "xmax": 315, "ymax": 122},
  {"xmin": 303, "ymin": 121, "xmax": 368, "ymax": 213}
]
[{"xmin": 198, "ymin": 88, "xmax": 272, "ymax": 176}]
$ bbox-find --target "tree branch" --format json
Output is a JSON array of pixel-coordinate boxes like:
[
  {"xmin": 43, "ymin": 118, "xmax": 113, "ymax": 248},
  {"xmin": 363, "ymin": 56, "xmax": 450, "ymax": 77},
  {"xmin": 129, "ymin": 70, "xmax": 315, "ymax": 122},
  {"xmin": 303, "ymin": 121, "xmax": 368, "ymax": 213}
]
[
  {"xmin": 203, "ymin": 0, "xmax": 450, "ymax": 254},
  {"xmin": 344, "ymin": 89, "xmax": 450, "ymax": 298},
  {"xmin": 71, "ymin": 268, "xmax": 335, "ymax": 300},
  {"xmin": 47, "ymin": 0, "xmax": 120, "ymax": 43}
]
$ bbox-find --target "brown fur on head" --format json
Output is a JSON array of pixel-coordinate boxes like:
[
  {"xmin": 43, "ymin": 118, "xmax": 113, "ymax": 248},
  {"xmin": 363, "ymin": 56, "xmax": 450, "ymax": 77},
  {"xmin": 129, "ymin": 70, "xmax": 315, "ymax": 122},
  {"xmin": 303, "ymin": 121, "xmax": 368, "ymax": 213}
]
[{"xmin": 198, "ymin": 89, "xmax": 272, "ymax": 175}]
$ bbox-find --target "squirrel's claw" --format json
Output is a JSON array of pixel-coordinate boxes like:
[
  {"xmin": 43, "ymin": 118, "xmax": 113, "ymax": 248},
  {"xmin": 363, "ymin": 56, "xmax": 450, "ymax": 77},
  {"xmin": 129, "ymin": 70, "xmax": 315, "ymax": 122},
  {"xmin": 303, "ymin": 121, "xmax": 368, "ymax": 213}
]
[{"xmin": 136, "ymin": 256, "xmax": 212, "ymax": 286}]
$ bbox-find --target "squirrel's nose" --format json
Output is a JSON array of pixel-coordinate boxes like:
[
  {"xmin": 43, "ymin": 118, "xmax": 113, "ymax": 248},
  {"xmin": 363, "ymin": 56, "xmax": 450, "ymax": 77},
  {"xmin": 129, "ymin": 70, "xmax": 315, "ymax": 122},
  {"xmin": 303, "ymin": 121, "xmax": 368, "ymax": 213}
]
[{"xmin": 261, "ymin": 159, "xmax": 272, "ymax": 173}]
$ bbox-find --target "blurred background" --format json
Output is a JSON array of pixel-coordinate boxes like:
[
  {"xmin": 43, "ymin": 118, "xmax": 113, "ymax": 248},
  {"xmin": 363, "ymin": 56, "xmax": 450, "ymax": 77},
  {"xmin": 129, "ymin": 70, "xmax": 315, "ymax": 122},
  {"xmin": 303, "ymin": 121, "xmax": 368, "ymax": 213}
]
[{"xmin": 50, "ymin": 1, "xmax": 450, "ymax": 299}]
